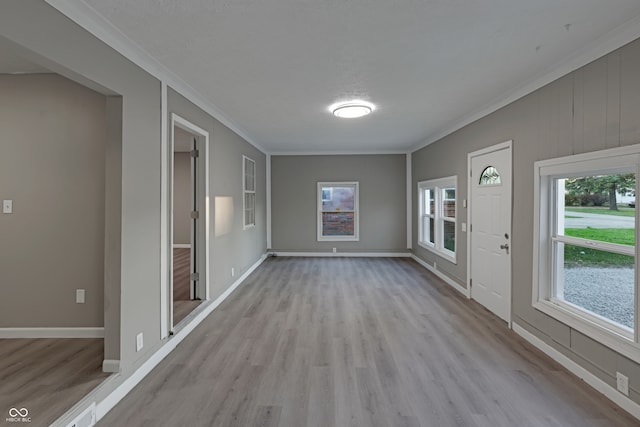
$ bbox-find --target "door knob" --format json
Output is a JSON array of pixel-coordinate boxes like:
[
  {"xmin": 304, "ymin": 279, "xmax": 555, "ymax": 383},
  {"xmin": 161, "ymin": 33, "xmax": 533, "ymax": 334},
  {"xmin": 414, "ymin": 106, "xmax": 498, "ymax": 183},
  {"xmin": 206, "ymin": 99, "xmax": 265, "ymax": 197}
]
[{"xmin": 500, "ymin": 243, "xmax": 509, "ymax": 254}]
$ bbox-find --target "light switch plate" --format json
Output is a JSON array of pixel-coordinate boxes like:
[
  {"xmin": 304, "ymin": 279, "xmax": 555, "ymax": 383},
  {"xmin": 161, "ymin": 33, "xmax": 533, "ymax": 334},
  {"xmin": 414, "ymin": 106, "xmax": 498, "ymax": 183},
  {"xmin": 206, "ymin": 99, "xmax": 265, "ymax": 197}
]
[
  {"xmin": 3, "ymin": 200, "xmax": 12, "ymax": 214},
  {"xmin": 76, "ymin": 289, "xmax": 85, "ymax": 304},
  {"xmin": 136, "ymin": 333, "xmax": 144, "ymax": 352},
  {"xmin": 617, "ymin": 371, "xmax": 629, "ymax": 396}
]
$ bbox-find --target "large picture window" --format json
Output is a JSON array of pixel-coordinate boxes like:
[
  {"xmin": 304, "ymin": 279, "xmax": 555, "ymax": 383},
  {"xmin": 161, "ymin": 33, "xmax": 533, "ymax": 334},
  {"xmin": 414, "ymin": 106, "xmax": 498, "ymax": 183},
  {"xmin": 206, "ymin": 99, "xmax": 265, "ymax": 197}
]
[
  {"xmin": 534, "ymin": 146, "xmax": 639, "ymax": 360},
  {"xmin": 317, "ymin": 182, "xmax": 359, "ymax": 241},
  {"xmin": 418, "ymin": 176, "xmax": 457, "ymax": 262},
  {"xmin": 243, "ymin": 156, "xmax": 256, "ymax": 228}
]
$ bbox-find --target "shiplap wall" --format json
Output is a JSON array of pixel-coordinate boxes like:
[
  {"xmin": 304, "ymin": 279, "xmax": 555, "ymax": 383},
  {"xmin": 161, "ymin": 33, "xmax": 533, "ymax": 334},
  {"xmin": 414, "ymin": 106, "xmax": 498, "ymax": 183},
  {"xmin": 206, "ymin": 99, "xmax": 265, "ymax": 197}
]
[{"xmin": 413, "ymin": 37, "xmax": 640, "ymax": 405}]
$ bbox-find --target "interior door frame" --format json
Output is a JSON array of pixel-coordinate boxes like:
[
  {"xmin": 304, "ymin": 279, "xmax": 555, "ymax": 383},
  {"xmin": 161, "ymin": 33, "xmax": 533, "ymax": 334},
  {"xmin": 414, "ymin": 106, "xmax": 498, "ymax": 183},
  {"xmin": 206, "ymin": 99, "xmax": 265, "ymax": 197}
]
[
  {"xmin": 189, "ymin": 136, "xmax": 198, "ymax": 300},
  {"xmin": 163, "ymin": 113, "xmax": 211, "ymax": 336},
  {"xmin": 466, "ymin": 140, "xmax": 513, "ymax": 326}
]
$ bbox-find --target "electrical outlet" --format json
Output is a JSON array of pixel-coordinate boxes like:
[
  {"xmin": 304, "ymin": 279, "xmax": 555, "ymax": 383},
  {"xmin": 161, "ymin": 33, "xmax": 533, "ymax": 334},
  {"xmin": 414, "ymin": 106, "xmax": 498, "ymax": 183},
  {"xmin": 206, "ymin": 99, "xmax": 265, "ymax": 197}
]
[
  {"xmin": 3, "ymin": 200, "xmax": 12, "ymax": 214},
  {"xmin": 136, "ymin": 333, "xmax": 144, "ymax": 352},
  {"xmin": 617, "ymin": 371, "xmax": 629, "ymax": 396},
  {"xmin": 76, "ymin": 289, "xmax": 85, "ymax": 304},
  {"xmin": 333, "ymin": 247, "xmax": 337, "ymax": 253}
]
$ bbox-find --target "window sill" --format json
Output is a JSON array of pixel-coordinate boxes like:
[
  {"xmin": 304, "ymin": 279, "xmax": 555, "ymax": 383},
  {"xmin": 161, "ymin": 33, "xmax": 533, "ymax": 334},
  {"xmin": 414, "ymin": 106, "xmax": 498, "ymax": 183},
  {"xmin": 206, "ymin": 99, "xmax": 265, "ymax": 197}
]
[
  {"xmin": 417, "ymin": 241, "xmax": 457, "ymax": 264},
  {"xmin": 317, "ymin": 236, "xmax": 359, "ymax": 242},
  {"xmin": 533, "ymin": 299, "xmax": 640, "ymax": 363}
]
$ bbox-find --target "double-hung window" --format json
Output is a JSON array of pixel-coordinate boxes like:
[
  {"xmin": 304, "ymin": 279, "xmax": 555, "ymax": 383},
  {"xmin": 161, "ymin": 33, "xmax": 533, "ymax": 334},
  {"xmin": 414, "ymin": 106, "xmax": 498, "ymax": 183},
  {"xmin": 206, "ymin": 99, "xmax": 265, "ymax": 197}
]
[
  {"xmin": 317, "ymin": 182, "xmax": 359, "ymax": 241},
  {"xmin": 534, "ymin": 146, "xmax": 639, "ymax": 360},
  {"xmin": 418, "ymin": 176, "xmax": 457, "ymax": 263},
  {"xmin": 243, "ymin": 156, "xmax": 256, "ymax": 228}
]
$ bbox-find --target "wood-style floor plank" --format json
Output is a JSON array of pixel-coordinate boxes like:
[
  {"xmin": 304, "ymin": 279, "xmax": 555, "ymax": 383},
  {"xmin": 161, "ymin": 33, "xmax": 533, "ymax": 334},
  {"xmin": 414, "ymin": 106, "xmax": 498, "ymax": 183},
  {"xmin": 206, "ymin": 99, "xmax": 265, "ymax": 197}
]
[
  {"xmin": 0, "ymin": 338, "xmax": 108, "ymax": 427},
  {"xmin": 173, "ymin": 248, "xmax": 201, "ymax": 325},
  {"xmin": 98, "ymin": 257, "xmax": 640, "ymax": 427},
  {"xmin": 173, "ymin": 248, "xmax": 191, "ymax": 302}
]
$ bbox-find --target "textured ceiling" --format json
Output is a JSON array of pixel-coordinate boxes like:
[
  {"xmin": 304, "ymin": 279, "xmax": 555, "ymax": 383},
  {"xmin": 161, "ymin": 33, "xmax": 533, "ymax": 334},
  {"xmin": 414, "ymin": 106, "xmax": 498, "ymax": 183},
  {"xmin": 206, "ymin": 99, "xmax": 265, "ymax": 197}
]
[{"xmin": 80, "ymin": 0, "xmax": 640, "ymax": 153}]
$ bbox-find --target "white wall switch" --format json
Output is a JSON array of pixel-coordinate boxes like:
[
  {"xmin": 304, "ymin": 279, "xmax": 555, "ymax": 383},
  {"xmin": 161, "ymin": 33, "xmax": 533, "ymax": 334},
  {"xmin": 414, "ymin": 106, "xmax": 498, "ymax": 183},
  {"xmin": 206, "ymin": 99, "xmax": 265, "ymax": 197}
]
[
  {"xmin": 136, "ymin": 333, "xmax": 144, "ymax": 352},
  {"xmin": 76, "ymin": 289, "xmax": 85, "ymax": 304},
  {"xmin": 3, "ymin": 200, "xmax": 12, "ymax": 214},
  {"xmin": 461, "ymin": 222, "xmax": 467, "ymax": 232}
]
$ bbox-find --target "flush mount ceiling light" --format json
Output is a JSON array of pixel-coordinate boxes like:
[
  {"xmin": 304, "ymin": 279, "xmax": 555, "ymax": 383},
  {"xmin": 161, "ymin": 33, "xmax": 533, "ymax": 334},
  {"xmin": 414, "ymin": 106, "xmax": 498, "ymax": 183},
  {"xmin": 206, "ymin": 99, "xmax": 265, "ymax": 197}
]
[{"xmin": 330, "ymin": 100, "xmax": 375, "ymax": 119}]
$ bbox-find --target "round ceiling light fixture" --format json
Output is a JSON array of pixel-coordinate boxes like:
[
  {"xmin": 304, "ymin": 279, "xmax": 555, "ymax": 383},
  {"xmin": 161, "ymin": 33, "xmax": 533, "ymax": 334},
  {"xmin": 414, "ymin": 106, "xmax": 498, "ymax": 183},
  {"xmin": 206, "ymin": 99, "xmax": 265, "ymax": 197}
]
[{"xmin": 330, "ymin": 100, "xmax": 375, "ymax": 119}]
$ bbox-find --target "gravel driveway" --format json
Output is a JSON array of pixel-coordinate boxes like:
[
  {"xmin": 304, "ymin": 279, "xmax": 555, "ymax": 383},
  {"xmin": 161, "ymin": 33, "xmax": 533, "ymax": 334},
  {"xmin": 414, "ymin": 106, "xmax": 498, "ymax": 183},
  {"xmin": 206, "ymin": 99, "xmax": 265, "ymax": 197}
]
[
  {"xmin": 564, "ymin": 267, "xmax": 633, "ymax": 329},
  {"xmin": 561, "ymin": 212, "xmax": 634, "ymax": 329}
]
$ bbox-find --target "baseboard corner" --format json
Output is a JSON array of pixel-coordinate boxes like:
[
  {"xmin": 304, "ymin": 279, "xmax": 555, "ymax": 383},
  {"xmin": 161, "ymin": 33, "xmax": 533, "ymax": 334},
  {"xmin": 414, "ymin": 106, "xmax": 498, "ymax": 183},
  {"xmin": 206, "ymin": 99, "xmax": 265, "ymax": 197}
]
[
  {"xmin": 102, "ymin": 359, "xmax": 120, "ymax": 373},
  {"xmin": 410, "ymin": 254, "xmax": 469, "ymax": 297},
  {"xmin": 512, "ymin": 321, "xmax": 640, "ymax": 421},
  {"xmin": 0, "ymin": 327, "xmax": 104, "ymax": 339}
]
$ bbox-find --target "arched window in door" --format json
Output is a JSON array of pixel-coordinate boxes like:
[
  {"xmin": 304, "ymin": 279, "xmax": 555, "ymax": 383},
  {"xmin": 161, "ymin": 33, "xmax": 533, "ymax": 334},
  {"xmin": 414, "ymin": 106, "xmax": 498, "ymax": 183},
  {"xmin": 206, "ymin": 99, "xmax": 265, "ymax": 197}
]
[{"xmin": 479, "ymin": 166, "xmax": 501, "ymax": 185}]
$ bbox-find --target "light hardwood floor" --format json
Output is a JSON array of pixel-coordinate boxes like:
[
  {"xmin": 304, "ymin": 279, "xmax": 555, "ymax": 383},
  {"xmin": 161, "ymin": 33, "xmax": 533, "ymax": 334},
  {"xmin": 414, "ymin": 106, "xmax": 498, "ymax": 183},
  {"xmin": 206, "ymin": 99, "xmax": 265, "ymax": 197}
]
[
  {"xmin": 99, "ymin": 257, "xmax": 639, "ymax": 426},
  {"xmin": 173, "ymin": 247, "xmax": 201, "ymax": 325},
  {"xmin": 0, "ymin": 338, "xmax": 108, "ymax": 427}
]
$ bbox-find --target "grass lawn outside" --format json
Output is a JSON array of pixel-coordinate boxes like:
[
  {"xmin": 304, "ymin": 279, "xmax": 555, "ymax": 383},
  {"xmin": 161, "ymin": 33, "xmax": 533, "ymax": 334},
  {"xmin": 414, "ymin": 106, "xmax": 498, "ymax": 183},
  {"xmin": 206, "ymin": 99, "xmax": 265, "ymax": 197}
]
[
  {"xmin": 564, "ymin": 227, "xmax": 634, "ymax": 266},
  {"xmin": 565, "ymin": 206, "xmax": 636, "ymax": 217}
]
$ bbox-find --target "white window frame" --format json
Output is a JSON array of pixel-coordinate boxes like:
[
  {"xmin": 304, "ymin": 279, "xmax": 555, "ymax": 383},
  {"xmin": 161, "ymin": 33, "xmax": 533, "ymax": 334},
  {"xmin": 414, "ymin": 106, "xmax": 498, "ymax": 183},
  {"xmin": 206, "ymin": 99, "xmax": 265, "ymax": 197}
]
[
  {"xmin": 317, "ymin": 181, "xmax": 359, "ymax": 242},
  {"xmin": 418, "ymin": 176, "xmax": 457, "ymax": 263},
  {"xmin": 533, "ymin": 145, "xmax": 640, "ymax": 363},
  {"xmin": 243, "ymin": 155, "xmax": 256, "ymax": 229}
]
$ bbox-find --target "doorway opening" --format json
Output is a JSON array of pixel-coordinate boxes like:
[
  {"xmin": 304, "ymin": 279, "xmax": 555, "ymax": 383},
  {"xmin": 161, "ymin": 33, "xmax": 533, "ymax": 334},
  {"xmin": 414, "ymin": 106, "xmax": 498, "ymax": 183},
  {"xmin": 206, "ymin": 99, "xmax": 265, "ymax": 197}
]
[{"xmin": 170, "ymin": 115, "xmax": 210, "ymax": 329}]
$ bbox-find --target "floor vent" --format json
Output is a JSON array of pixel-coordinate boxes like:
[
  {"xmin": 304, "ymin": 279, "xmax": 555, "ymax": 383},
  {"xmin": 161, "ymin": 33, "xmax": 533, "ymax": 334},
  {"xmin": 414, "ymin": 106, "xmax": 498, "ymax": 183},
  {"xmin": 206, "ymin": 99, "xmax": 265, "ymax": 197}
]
[{"xmin": 65, "ymin": 402, "xmax": 95, "ymax": 427}]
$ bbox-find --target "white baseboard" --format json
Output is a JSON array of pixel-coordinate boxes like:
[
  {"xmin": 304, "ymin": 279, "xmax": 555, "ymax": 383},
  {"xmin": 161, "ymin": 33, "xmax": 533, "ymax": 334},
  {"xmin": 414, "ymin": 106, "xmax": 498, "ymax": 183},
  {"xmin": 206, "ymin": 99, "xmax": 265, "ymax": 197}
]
[
  {"xmin": 172, "ymin": 243, "xmax": 191, "ymax": 249},
  {"xmin": 0, "ymin": 327, "xmax": 104, "ymax": 339},
  {"xmin": 272, "ymin": 251, "xmax": 411, "ymax": 258},
  {"xmin": 411, "ymin": 254, "xmax": 469, "ymax": 297},
  {"xmin": 512, "ymin": 321, "xmax": 640, "ymax": 421},
  {"xmin": 93, "ymin": 253, "xmax": 269, "ymax": 423},
  {"xmin": 102, "ymin": 359, "xmax": 120, "ymax": 373}
]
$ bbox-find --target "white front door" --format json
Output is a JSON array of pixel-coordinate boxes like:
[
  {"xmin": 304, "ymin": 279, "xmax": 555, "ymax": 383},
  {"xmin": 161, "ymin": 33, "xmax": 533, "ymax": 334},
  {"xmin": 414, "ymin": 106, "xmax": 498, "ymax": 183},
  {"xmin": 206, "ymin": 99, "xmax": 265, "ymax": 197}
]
[{"xmin": 469, "ymin": 142, "xmax": 512, "ymax": 323}]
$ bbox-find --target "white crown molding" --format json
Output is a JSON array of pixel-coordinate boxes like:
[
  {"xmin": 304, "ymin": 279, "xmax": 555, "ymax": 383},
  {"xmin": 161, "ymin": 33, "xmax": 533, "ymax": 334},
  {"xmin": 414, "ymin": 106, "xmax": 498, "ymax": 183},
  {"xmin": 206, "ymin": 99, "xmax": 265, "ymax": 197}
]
[
  {"xmin": 269, "ymin": 149, "xmax": 411, "ymax": 156},
  {"xmin": 411, "ymin": 13, "xmax": 640, "ymax": 153},
  {"xmin": 44, "ymin": 0, "xmax": 267, "ymax": 154},
  {"xmin": 46, "ymin": 2, "xmax": 640, "ymax": 158}
]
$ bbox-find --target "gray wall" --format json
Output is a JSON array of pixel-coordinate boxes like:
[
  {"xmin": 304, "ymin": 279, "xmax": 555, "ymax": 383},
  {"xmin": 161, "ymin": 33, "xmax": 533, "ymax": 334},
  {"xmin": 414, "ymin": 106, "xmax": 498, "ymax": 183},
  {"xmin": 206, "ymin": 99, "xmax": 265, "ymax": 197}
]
[
  {"xmin": 1, "ymin": 0, "xmax": 162, "ymax": 373},
  {"xmin": 104, "ymin": 95, "xmax": 122, "ymax": 363},
  {"xmin": 0, "ymin": 74, "xmax": 106, "ymax": 328},
  {"xmin": 412, "ymin": 37, "xmax": 640, "ymax": 404},
  {"xmin": 167, "ymin": 88, "xmax": 268, "ymax": 301},
  {"xmin": 0, "ymin": 1, "xmax": 268, "ymax": 406},
  {"xmin": 271, "ymin": 155, "xmax": 406, "ymax": 253},
  {"xmin": 173, "ymin": 152, "xmax": 191, "ymax": 246}
]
